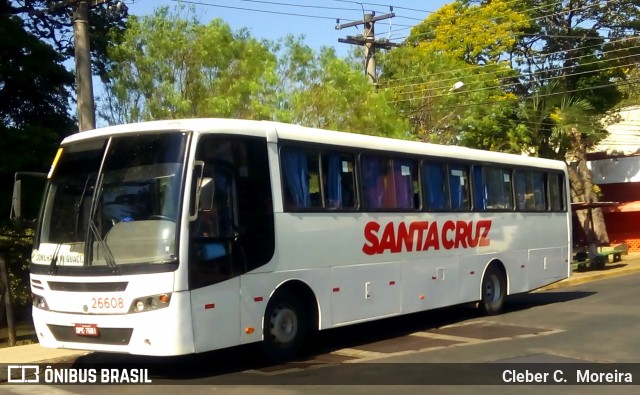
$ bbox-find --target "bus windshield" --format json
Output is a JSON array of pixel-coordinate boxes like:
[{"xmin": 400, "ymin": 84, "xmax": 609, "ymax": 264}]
[{"xmin": 33, "ymin": 132, "xmax": 189, "ymax": 273}]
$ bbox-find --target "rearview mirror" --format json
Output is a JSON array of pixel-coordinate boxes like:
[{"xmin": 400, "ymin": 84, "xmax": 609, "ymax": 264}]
[{"xmin": 10, "ymin": 172, "xmax": 47, "ymax": 225}]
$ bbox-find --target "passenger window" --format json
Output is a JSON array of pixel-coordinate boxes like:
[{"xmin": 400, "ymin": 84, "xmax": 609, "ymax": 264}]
[
  {"xmin": 515, "ymin": 170, "xmax": 546, "ymax": 211},
  {"xmin": 321, "ymin": 152, "xmax": 356, "ymax": 209},
  {"xmin": 423, "ymin": 162, "xmax": 448, "ymax": 210},
  {"xmin": 361, "ymin": 155, "xmax": 419, "ymax": 210},
  {"xmin": 484, "ymin": 167, "xmax": 513, "ymax": 210},
  {"xmin": 548, "ymin": 173, "xmax": 566, "ymax": 211},
  {"xmin": 449, "ymin": 164, "xmax": 470, "ymax": 211},
  {"xmin": 472, "ymin": 165, "xmax": 486, "ymax": 211},
  {"xmin": 281, "ymin": 147, "xmax": 320, "ymax": 210},
  {"xmin": 281, "ymin": 146, "xmax": 356, "ymax": 210}
]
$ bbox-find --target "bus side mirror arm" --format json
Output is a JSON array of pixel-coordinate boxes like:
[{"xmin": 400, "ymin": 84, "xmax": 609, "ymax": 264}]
[{"xmin": 11, "ymin": 171, "xmax": 47, "ymax": 222}]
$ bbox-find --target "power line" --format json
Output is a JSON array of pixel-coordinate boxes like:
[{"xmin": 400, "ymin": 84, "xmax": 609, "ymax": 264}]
[
  {"xmin": 391, "ymin": 57, "xmax": 640, "ymax": 104},
  {"xmin": 380, "ymin": 35, "xmax": 640, "ymax": 86},
  {"xmin": 170, "ymin": 0, "xmax": 349, "ymax": 21},
  {"xmin": 331, "ymin": 0, "xmax": 435, "ymax": 14},
  {"xmin": 396, "ymin": 0, "xmax": 609, "ymax": 45},
  {"xmin": 222, "ymin": 0, "xmax": 363, "ymax": 12},
  {"xmin": 387, "ymin": 42, "xmax": 640, "ymax": 92},
  {"xmin": 391, "ymin": 77, "xmax": 640, "ymax": 109}
]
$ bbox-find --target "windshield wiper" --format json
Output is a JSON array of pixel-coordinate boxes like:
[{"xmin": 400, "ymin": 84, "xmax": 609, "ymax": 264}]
[
  {"xmin": 49, "ymin": 243, "xmax": 62, "ymax": 274},
  {"xmin": 88, "ymin": 220, "xmax": 119, "ymax": 274},
  {"xmin": 83, "ymin": 154, "xmax": 119, "ymax": 274},
  {"xmin": 74, "ymin": 173, "xmax": 95, "ymax": 239}
]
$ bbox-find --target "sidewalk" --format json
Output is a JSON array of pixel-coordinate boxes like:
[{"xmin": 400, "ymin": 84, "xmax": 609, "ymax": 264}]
[{"xmin": 2, "ymin": 253, "xmax": 640, "ymax": 365}]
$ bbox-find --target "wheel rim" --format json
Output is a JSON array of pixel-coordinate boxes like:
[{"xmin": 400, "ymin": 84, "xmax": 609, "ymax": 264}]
[
  {"xmin": 269, "ymin": 305, "xmax": 298, "ymax": 345},
  {"xmin": 484, "ymin": 273, "xmax": 501, "ymax": 304}
]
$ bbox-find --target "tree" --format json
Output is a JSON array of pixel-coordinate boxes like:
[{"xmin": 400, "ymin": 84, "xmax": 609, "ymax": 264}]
[
  {"xmin": 2, "ymin": 1, "xmax": 129, "ymax": 215},
  {"xmin": 0, "ymin": 5, "xmax": 75, "ymax": 220},
  {"xmin": 1, "ymin": 3, "xmax": 85, "ymax": 344},
  {"xmin": 380, "ymin": 0, "xmax": 530, "ymax": 150},
  {"xmin": 8, "ymin": 0, "xmax": 128, "ymax": 81},
  {"xmin": 101, "ymin": 7, "xmax": 409, "ymax": 138},
  {"xmin": 410, "ymin": 0, "xmax": 529, "ymax": 65},
  {"xmin": 101, "ymin": 6, "xmax": 279, "ymax": 123},
  {"xmin": 509, "ymin": 0, "xmax": 640, "ymax": 112},
  {"xmin": 278, "ymin": 41, "xmax": 409, "ymax": 137},
  {"xmin": 505, "ymin": 0, "xmax": 640, "ymax": 246}
]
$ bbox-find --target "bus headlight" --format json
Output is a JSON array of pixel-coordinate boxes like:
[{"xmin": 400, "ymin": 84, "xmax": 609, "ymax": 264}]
[
  {"xmin": 31, "ymin": 293, "xmax": 49, "ymax": 311},
  {"xmin": 128, "ymin": 293, "xmax": 172, "ymax": 313}
]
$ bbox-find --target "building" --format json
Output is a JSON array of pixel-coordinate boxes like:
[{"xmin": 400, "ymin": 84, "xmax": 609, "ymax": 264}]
[{"xmin": 588, "ymin": 105, "xmax": 640, "ymax": 251}]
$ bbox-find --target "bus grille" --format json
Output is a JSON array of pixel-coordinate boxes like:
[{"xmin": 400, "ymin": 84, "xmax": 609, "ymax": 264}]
[
  {"xmin": 47, "ymin": 325, "xmax": 133, "ymax": 345},
  {"xmin": 47, "ymin": 282, "xmax": 128, "ymax": 292}
]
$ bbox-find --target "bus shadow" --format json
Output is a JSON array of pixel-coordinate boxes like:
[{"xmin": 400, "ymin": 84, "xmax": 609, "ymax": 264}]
[
  {"xmin": 503, "ymin": 290, "xmax": 595, "ymax": 313},
  {"xmin": 71, "ymin": 290, "xmax": 595, "ymax": 381}
]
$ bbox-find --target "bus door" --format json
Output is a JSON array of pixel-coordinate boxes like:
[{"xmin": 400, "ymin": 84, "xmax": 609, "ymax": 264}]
[
  {"xmin": 188, "ymin": 136, "xmax": 275, "ymax": 352},
  {"xmin": 189, "ymin": 163, "xmax": 244, "ymax": 352}
]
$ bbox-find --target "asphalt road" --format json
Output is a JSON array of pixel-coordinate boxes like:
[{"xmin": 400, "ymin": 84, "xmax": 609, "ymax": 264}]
[{"xmin": 4, "ymin": 272, "xmax": 640, "ymax": 394}]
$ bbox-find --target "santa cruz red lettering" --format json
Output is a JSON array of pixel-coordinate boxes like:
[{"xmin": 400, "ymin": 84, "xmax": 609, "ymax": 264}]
[{"xmin": 362, "ymin": 220, "xmax": 492, "ymax": 255}]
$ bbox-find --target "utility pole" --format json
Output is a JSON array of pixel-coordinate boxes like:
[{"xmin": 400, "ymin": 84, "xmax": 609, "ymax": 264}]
[
  {"xmin": 48, "ymin": 0, "xmax": 125, "ymax": 132},
  {"xmin": 336, "ymin": 12, "xmax": 399, "ymax": 85},
  {"xmin": 74, "ymin": 1, "xmax": 95, "ymax": 132}
]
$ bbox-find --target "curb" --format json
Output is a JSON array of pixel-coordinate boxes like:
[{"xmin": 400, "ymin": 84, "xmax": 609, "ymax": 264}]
[{"xmin": 540, "ymin": 263, "xmax": 640, "ymax": 290}]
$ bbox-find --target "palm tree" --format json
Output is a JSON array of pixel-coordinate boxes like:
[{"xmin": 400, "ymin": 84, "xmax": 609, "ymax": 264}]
[{"xmin": 521, "ymin": 83, "xmax": 610, "ymax": 252}]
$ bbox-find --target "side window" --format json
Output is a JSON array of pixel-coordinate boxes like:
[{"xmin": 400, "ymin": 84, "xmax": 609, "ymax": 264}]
[
  {"xmin": 423, "ymin": 161, "xmax": 448, "ymax": 210},
  {"xmin": 472, "ymin": 165, "xmax": 486, "ymax": 211},
  {"xmin": 190, "ymin": 135, "xmax": 275, "ymax": 289},
  {"xmin": 195, "ymin": 167, "xmax": 235, "ymax": 238},
  {"xmin": 548, "ymin": 172, "xmax": 566, "ymax": 211},
  {"xmin": 485, "ymin": 167, "xmax": 513, "ymax": 210},
  {"xmin": 515, "ymin": 170, "xmax": 546, "ymax": 211},
  {"xmin": 322, "ymin": 152, "xmax": 356, "ymax": 209},
  {"xmin": 281, "ymin": 147, "xmax": 320, "ymax": 210},
  {"xmin": 281, "ymin": 146, "xmax": 356, "ymax": 210},
  {"xmin": 361, "ymin": 155, "xmax": 419, "ymax": 210},
  {"xmin": 449, "ymin": 164, "xmax": 471, "ymax": 211}
]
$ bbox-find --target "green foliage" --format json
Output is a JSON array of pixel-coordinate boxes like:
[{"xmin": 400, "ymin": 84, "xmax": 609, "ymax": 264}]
[
  {"xmin": 616, "ymin": 67, "xmax": 640, "ymax": 108},
  {"xmin": 410, "ymin": 0, "xmax": 529, "ymax": 65},
  {"xmin": 279, "ymin": 43, "xmax": 409, "ymax": 137},
  {"xmin": 513, "ymin": 0, "xmax": 639, "ymax": 115},
  {"xmin": 381, "ymin": 44, "xmax": 526, "ymax": 151},
  {"xmin": 380, "ymin": 0, "xmax": 637, "ymax": 158},
  {"xmin": 102, "ymin": 7, "xmax": 278, "ymax": 123},
  {"xmin": 7, "ymin": 0, "xmax": 128, "ymax": 83},
  {"xmin": 0, "ymin": 226, "xmax": 33, "ymax": 309},
  {"xmin": 101, "ymin": 7, "xmax": 409, "ymax": 138},
  {"xmin": 0, "ymin": 9, "xmax": 75, "ymax": 222}
]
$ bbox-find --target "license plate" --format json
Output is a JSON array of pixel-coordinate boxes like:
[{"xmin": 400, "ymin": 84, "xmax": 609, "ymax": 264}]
[{"xmin": 74, "ymin": 323, "xmax": 99, "ymax": 337}]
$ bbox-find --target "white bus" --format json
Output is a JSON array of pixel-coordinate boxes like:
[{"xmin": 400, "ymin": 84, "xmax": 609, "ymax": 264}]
[{"xmin": 20, "ymin": 118, "xmax": 571, "ymax": 361}]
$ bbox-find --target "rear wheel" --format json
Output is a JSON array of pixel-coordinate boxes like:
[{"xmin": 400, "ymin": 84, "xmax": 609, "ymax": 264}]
[
  {"xmin": 262, "ymin": 289, "xmax": 308, "ymax": 362},
  {"xmin": 479, "ymin": 264, "xmax": 506, "ymax": 315}
]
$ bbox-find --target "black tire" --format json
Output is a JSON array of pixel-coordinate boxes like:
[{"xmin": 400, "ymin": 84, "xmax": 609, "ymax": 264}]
[
  {"xmin": 479, "ymin": 264, "xmax": 506, "ymax": 316},
  {"xmin": 261, "ymin": 289, "xmax": 308, "ymax": 362}
]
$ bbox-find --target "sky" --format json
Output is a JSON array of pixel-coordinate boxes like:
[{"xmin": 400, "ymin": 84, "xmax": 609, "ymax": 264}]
[{"xmin": 122, "ymin": 0, "xmax": 450, "ymax": 56}]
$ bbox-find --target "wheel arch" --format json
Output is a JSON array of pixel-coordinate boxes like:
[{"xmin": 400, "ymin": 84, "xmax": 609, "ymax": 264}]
[
  {"xmin": 266, "ymin": 279, "xmax": 320, "ymax": 332},
  {"xmin": 481, "ymin": 258, "xmax": 509, "ymax": 297}
]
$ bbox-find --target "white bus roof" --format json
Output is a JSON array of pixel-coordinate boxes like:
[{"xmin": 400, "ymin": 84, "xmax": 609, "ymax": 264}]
[{"xmin": 61, "ymin": 118, "xmax": 566, "ymax": 171}]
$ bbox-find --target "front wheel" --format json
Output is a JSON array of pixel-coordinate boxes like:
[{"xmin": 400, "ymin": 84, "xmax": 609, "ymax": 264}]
[
  {"xmin": 479, "ymin": 265, "xmax": 506, "ymax": 316},
  {"xmin": 262, "ymin": 289, "xmax": 308, "ymax": 362}
]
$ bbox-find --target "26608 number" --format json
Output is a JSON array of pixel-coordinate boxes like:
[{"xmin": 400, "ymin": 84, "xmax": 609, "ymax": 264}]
[{"xmin": 92, "ymin": 297, "xmax": 124, "ymax": 309}]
